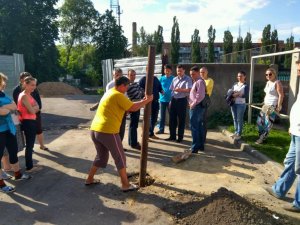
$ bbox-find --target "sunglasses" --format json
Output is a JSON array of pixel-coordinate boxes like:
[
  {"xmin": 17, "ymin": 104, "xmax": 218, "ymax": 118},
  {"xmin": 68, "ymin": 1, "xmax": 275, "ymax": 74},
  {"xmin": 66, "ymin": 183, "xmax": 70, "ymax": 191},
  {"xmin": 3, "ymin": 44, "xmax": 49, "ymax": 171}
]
[{"xmin": 265, "ymin": 73, "xmax": 273, "ymax": 76}]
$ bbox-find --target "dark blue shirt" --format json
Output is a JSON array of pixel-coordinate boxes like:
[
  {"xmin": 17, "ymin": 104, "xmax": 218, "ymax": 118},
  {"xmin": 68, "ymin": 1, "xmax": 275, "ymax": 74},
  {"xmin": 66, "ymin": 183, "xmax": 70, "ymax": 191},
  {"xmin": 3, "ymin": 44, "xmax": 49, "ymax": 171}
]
[{"xmin": 139, "ymin": 76, "xmax": 162, "ymax": 101}]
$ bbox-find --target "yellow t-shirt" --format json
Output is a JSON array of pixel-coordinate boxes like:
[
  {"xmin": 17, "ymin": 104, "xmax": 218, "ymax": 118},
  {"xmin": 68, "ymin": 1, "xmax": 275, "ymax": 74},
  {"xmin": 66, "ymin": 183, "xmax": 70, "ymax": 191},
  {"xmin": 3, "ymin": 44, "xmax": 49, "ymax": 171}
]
[
  {"xmin": 91, "ymin": 88, "xmax": 134, "ymax": 133},
  {"xmin": 205, "ymin": 77, "xmax": 214, "ymax": 96}
]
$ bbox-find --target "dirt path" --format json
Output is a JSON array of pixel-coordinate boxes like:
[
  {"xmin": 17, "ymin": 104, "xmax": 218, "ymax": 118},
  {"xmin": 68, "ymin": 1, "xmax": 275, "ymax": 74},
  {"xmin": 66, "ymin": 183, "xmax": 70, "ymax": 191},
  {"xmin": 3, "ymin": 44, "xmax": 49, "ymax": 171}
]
[{"xmin": 1, "ymin": 95, "xmax": 299, "ymax": 225}]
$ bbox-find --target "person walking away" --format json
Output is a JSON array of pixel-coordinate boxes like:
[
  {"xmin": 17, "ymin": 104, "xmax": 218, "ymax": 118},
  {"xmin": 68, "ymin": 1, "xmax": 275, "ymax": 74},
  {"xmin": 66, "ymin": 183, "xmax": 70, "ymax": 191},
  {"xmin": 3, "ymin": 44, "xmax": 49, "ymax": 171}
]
[
  {"xmin": 86, "ymin": 76, "xmax": 153, "ymax": 191},
  {"xmin": 156, "ymin": 64, "xmax": 174, "ymax": 135},
  {"xmin": 264, "ymin": 60, "xmax": 300, "ymax": 212}
]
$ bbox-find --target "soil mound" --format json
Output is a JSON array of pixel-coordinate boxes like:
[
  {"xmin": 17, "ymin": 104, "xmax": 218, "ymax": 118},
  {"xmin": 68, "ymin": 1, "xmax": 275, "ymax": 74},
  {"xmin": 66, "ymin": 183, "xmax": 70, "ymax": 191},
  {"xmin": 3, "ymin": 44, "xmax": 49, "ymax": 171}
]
[
  {"xmin": 177, "ymin": 187, "xmax": 289, "ymax": 225},
  {"xmin": 37, "ymin": 82, "xmax": 83, "ymax": 97}
]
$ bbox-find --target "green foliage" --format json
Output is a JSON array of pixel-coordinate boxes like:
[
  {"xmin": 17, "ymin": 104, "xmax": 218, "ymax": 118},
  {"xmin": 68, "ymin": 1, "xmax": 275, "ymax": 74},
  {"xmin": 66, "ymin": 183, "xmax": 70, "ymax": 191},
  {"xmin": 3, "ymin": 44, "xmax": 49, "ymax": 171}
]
[
  {"xmin": 223, "ymin": 30, "xmax": 233, "ymax": 62},
  {"xmin": 191, "ymin": 29, "xmax": 201, "ymax": 63},
  {"xmin": 243, "ymin": 32, "xmax": 252, "ymax": 63},
  {"xmin": 207, "ymin": 109, "xmax": 233, "ymax": 129},
  {"xmin": 171, "ymin": 16, "xmax": 180, "ymax": 64},
  {"xmin": 261, "ymin": 24, "xmax": 271, "ymax": 52},
  {"xmin": 207, "ymin": 25, "xmax": 216, "ymax": 63},
  {"xmin": 0, "ymin": 0, "xmax": 61, "ymax": 82},
  {"xmin": 59, "ymin": 0, "xmax": 98, "ymax": 69},
  {"xmin": 228, "ymin": 123, "xmax": 290, "ymax": 163},
  {"xmin": 284, "ymin": 35, "xmax": 294, "ymax": 69},
  {"xmin": 57, "ymin": 44, "xmax": 99, "ymax": 86},
  {"xmin": 92, "ymin": 10, "xmax": 128, "ymax": 85},
  {"xmin": 132, "ymin": 25, "xmax": 163, "ymax": 56},
  {"xmin": 97, "ymin": 88, "xmax": 104, "ymax": 96}
]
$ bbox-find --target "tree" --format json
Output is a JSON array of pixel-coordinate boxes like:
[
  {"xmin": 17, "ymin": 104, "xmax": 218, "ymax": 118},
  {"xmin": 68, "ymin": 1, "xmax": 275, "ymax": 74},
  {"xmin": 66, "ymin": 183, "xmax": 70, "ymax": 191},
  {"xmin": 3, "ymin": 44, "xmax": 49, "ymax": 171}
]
[
  {"xmin": 170, "ymin": 16, "xmax": 180, "ymax": 64},
  {"xmin": 234, "ymin": 34, "xmax": 243, "ymax": 63},
  {"xmin": 153, "ymin": 25, "xmax": 164, "ymax": 54},
  {"xmin": 223, "ymin": 30, "xmax": 233, "ymax": 62},
  {"xmin": 93, "ymin": 10, "xmax": 127, "ymax": 84},
  {"xmin": 59, "ymin": 0, "xmax": 98, "ymax": 69},
  {"xmin": 243, "ymin": 32, "xmax": 252, "ymax": 63},
  {"xmin": 191, "ymin": 29, "xmax": 201, "ymax": 63},
  {"xmin": 207, "ymin": 25, "xmax": 216, "ymax": 63},
  {"xmin": 284, "ymin": 34, "xmax": 294, "ymax": 69},
  {"xmin": 0, "ymin": 0, "xmax": 60, "ymax": 82},
  {"xmin": 261, "ymin": 24, "xmax": 271, "ymax": 53}
]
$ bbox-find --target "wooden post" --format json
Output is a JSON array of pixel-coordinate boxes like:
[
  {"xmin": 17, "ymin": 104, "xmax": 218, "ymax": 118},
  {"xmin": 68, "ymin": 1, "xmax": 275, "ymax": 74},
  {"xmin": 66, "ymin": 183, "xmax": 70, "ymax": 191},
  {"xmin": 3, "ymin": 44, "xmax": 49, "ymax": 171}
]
[{"xmin": 139, "ymin": 45, "xmax": 156, "ymax": 187}]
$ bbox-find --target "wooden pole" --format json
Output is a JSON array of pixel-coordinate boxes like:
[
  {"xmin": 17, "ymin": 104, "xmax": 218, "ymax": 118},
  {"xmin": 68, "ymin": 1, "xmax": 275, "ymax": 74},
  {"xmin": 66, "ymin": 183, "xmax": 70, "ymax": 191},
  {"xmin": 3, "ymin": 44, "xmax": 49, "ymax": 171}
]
[{"xmin": 139, "ymin": 45, "xmax": 156, "ymax": 187}]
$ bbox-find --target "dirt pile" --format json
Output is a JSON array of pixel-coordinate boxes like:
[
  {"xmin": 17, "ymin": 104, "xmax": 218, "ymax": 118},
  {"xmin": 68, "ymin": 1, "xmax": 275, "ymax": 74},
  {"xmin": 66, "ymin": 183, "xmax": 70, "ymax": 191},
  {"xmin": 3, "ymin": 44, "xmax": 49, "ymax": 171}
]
[
  {"xmin": 176, "ymin": 187, "xmax": 290, "ymax": 225},
  {"xmin": 37, "ymin": 82, "xmax": 83, "ymax": 97}
]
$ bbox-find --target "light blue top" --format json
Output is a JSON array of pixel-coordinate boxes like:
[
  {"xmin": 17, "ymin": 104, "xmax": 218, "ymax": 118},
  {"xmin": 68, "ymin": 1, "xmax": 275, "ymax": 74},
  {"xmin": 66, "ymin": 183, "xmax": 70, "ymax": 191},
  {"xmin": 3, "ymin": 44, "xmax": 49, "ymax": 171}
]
[
  {"xmin": 159, "ymin": 75, "xmax": 174, "ymax": 103},
  {"xmin": 0, "ymin": 92, "xmax": 16, "ymax": 135},
  {"xmin": 170, "ymin": 75, "xmax": 193, "ymax": 99}
]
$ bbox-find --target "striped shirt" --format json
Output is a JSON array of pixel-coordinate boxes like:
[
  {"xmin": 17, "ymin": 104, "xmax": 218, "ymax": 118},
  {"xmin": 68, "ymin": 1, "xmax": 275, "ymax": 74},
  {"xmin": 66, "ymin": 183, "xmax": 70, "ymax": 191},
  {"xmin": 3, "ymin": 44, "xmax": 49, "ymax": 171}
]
[{"xmin": 127, "ymin": 82, "xmax": 144, "ymax": 101}]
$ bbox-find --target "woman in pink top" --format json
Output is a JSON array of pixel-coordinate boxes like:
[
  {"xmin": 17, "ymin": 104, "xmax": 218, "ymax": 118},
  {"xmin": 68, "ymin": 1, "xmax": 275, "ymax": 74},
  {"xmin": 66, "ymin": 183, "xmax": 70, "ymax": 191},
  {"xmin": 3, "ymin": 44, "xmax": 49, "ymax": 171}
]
[{"xmin": 17, "ymin": 77, "xmax": 40, "ymax": 172}]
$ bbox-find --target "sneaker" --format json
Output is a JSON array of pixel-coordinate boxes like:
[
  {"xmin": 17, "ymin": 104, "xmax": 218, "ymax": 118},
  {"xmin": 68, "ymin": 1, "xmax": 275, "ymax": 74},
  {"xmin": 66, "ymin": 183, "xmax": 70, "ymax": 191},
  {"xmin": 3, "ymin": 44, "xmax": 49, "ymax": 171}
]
[
  {"xmin": 234, "ymin": 135, "xmax": 241, "ymax": 140},
  {"xmin": 230, "ymin": 133, "xmax": 237, "ymax": 138},
  {"xmin": 282, "ymin": 204, "xmax": 300, "ymax": 213},
  {"xmin": 255, "ymin": 137, "xmax": 264, "ymax": 144},
  {"xmin": 264, "ymin": 187, "xmax": 282, "ymax": 199},
  {"xmin": 155, "ymin": 130, "xmax": 164, "ymax": 134},
  {"xmin": 149, "ymin": 135, "xmax": 160, "ymax": 140},
  {"xmin": 14, "ymin": 173, "xmax": 32, "ymax": 181},
  {"xmin": 26, "ymin": 165, "xmax": 43, "ymax": 173},
  {"xmin": 1, "ymin": 171, "xmax": 12, "ymax": 180},
  {"xmin": 0, "ymin": 185, "xmax": 15, "ymax": 193}
]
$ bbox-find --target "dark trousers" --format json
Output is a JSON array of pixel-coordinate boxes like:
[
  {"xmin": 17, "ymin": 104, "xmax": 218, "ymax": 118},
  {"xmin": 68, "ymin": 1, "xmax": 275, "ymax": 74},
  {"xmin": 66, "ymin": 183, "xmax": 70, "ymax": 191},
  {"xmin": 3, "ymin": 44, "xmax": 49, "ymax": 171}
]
[
  {"xmin": 203, "ymin": 108, "xmax": 207, "ymax": 142},
  {"xmin": 22, "ymin": 119, "xmax": 37, "ymax": 170},
  {"xmin": 0, "ymin": 131, "xmax": 19, "ymax": 168},
  {"xmin": 128, "ymin": 110, "xmax": 140, "ymax": 147},
  {"xmin": 149, "ymin": 100, "xmax": 160, "ymax": 136},
  {"xmin": 119, "ymin": 113, "xmax": 126, "ymax": 141},
  {"xmin": 169, "ymin": 97, "xmax": 188, "ymax": 140}
]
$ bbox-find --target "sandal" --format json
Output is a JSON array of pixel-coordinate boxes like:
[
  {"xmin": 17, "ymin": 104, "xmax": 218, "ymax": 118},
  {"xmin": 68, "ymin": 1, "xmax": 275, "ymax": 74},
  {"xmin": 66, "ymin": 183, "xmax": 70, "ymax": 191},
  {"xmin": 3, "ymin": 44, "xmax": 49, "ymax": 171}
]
[
  {"xmin": 85, "ymin": 179, "xmax": 101, "ymax": 186},
  {"xmin": 40, "ymin": 146, "xmax": 49, "ymax": 151},
  {"xmin": 122, "ymin": 183, "xmax": 139, "ymax": 193},
  {"xmin": 0, "ymin": 185, "xmax": 15, "ymax": 193}
]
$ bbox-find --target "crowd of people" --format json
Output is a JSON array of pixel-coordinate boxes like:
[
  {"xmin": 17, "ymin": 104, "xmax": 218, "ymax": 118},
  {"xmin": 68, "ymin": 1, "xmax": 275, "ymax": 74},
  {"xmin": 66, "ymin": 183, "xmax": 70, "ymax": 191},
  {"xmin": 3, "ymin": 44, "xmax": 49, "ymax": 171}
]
[{"xmin": 1, "ymin": 61, "xmax": 300, "ymax": 213}]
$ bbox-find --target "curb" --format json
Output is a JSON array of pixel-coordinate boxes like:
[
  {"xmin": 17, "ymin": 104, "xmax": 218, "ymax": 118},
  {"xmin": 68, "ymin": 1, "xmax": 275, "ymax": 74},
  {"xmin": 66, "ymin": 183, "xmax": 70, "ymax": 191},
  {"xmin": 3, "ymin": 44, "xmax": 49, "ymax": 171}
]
[{"xmin": 219, "ymin": 126, "xmax": 284, "ymax": 179}]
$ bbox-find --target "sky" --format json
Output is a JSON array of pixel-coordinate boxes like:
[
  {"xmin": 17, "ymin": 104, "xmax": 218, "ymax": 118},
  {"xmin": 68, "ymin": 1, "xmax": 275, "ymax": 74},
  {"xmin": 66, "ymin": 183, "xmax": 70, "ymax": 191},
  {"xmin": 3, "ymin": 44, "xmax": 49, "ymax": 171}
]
[{"xmin": 57, "ymin": 0, "xmax": 300, "ymax": 45}]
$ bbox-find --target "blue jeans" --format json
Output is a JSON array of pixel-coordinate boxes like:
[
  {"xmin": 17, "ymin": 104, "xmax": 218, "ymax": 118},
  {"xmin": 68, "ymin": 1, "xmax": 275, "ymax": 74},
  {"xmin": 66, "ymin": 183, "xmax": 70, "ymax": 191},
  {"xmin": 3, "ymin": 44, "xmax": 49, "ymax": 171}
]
[
  {"xmin": 158, "ymin": 102, "xmax": 169, "ymax": 133},
  {"xmin": 189, "ymin": 104, "xmax": 205, "ymax": 152},
  {"xmin": 231, "ymin": 103, "xmax": 246, "ymax": 135},
  {"xmin": 272, "ymin": 135, "xmax": 300, "ymax": 209}
]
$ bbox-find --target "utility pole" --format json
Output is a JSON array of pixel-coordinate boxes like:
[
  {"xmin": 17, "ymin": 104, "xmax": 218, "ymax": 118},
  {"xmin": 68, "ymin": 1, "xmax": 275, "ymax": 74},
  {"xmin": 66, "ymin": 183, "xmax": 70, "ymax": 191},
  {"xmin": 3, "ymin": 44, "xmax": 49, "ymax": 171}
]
[
  {"xmin": 110, "ymin": 0, "xmax": 122, "ymax": 26},
  {"xmin": 139, "ymin": 45, "xmax": 156, "ymax": 187}
]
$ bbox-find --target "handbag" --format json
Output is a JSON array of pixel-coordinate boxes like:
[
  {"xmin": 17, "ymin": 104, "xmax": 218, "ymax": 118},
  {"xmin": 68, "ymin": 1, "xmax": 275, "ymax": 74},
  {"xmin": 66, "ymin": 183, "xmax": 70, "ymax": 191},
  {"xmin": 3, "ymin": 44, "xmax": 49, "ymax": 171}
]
[{"xmin": 200, "ymin": 94, "xmax": 211, "ymax": 108}]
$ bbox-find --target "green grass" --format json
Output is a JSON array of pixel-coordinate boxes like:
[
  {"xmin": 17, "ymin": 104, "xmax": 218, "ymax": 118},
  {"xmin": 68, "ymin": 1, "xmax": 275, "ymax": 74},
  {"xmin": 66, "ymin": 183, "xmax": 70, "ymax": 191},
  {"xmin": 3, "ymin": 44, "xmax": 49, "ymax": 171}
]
[{"xmin": 228, "ymin": 123, "xmax": 290, "ymax": 163}]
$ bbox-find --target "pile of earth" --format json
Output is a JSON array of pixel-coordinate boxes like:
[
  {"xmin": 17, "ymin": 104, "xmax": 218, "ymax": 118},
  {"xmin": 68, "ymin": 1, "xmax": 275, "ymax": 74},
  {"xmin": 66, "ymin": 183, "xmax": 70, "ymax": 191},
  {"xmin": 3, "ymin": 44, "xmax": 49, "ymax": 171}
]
[
  {"xmin": 174, "ymin": 187, "xmax": 292, "ymax": 225},
  {"xmin": 37, "ymin": 82, "xmax": 83, "ymax": 97}
]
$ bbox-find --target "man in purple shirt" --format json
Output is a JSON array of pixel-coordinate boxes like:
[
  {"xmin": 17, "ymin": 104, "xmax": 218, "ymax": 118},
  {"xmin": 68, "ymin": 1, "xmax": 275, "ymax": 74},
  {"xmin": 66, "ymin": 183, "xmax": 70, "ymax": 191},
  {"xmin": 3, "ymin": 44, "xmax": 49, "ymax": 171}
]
[{"xmin": 189, "ymin": 66, "xmax": 206, "ymax": 152}]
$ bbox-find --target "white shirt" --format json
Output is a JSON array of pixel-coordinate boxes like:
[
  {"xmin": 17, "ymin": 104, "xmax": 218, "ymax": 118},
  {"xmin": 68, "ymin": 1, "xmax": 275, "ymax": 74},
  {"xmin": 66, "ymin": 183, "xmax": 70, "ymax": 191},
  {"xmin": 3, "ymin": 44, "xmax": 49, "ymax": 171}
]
[{"xmin": 290, "ymin": 93, "xmax": 300, "ymax": 137}]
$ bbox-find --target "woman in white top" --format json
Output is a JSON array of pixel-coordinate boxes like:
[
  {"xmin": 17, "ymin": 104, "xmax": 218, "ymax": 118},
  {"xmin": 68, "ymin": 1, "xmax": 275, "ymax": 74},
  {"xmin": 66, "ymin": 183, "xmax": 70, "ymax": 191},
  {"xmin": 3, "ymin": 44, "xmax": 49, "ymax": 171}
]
[
  {"xmin": 230, "ymin": 71, "xmax": 249, "ymax": 140},
  {"xmin": 256, "ymin": 67, "xmax": 284, "ymax": 144}
]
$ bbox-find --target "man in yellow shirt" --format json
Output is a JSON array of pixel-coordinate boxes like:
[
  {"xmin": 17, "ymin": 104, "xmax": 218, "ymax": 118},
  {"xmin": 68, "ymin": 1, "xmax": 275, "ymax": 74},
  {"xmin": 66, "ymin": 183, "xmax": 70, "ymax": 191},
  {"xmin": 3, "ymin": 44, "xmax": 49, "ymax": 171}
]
[
  {"xmin": 200, "ymin": 67, "xmax": 214, "ymax": 142},
  {"xmin": 86, "ymin": 76, "xmax": 153, "ymax": 192}
]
